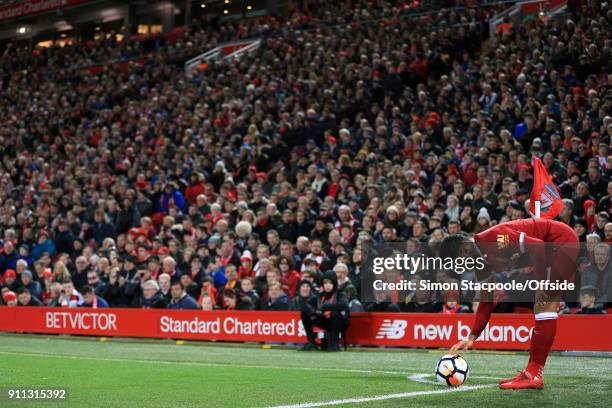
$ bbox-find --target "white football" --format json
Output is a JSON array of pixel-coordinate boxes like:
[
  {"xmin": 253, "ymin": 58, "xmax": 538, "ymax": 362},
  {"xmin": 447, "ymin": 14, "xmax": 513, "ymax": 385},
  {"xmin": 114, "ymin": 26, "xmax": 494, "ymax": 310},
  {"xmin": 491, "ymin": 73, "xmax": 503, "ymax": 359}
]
[{"xmin": 435, "ymin": 354, "xmax": 469, "ymax": 387}]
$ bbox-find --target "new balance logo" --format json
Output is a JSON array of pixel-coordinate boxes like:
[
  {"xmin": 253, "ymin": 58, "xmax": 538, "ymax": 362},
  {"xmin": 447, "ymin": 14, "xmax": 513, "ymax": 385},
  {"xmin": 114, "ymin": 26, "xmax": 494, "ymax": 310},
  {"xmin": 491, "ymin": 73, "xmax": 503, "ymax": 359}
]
[{"xmin": 376, "ymin": 319, "xmax": 407, "ymax": 339}]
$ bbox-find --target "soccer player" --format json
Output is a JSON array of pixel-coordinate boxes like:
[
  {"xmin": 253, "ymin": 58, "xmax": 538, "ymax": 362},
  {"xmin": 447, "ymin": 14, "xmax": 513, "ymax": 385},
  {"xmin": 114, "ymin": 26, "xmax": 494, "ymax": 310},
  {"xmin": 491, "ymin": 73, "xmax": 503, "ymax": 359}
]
[{"xmin": 441, "ymin": 218, "xmax": 580, "ymax": 389}]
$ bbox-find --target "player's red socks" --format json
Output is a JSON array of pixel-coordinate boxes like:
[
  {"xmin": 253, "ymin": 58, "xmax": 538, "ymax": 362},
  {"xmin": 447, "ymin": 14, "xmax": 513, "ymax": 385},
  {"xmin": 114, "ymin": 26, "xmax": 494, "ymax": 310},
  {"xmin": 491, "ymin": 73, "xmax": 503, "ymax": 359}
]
[{"xmin": 526, "ymin": 312, "xmax": 558, "ymax": 378}]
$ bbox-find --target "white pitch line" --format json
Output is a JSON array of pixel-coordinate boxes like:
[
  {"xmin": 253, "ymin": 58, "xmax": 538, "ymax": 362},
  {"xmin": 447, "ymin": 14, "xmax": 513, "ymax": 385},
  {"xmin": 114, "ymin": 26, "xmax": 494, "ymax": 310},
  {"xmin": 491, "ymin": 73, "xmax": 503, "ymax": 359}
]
[
  {"xmin": 408, "ymin": 373, "xmax": 499, "ymax": 384},
  {"xmin": 0, "ymin": 350, "xmax": 416, "ymax": 377},
  {"xmin": 265, "ymin": 383, "xmax": 495, "ymax": 408}
]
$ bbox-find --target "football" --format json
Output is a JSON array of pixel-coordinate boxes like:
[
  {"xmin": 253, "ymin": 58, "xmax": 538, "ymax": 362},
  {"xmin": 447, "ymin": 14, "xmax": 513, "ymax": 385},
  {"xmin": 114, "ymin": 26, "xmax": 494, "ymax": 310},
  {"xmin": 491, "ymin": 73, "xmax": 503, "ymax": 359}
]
[{"xmin": 435, "ymin": 354, "xmax": 470, "ymax": 387}]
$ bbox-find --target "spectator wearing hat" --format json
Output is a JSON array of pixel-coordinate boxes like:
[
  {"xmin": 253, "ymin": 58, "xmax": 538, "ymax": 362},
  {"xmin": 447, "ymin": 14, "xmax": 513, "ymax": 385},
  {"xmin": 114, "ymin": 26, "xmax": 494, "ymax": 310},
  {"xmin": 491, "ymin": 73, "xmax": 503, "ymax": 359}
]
[
  {"xmin": 2, "ymin": 269, "xmax": 19, "ymax": 292},
  {"xmin": 574, "ymin": 219, "xmax": 589, "ymax": 242},
  {"xmin": 19, "ymin": 270, "xmax": 41, "ymax": 300},
  {"xmin": 300, "ymin": 270, "xmax": 349, "ymax": 351},
  {"xmin": 2, "ymin": 290, "xmax": 17, "ymax": 307},
  {"xmin": 289, "ymin": 279, "xmax": 316, "ymax": 312},
  {"xmin": 474, "ymin": 208, "xmax": 492, "ymax": 234},
  {"xmin": 238, "ymin": 250, "xmax": 254, "ymax": 279},
  {"xmin": 39, "ymin": 270, "xmax": 54, "ymax": 305}
]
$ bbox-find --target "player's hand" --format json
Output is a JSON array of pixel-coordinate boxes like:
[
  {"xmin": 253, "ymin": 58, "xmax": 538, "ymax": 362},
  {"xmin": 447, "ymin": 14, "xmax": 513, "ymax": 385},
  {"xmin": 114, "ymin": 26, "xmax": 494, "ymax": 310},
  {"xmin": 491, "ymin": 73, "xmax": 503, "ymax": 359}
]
[{"xmin": 449, "ymin": 336, "xmax": 475, "ymax": 355}]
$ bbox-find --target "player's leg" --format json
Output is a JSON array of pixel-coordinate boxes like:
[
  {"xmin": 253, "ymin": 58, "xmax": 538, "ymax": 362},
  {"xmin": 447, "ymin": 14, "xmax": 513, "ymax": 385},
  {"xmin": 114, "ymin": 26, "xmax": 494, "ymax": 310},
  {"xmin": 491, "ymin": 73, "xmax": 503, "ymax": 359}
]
[{"xmin": 500, "ymin": 294, "xmax": 558, "ymax": 389}]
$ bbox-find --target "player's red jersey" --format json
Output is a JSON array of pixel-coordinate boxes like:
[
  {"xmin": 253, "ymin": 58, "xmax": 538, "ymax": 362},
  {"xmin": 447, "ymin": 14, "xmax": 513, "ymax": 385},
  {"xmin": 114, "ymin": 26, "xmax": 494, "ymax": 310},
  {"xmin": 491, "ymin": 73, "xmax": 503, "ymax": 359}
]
[
  {"xmin": 469, "ymin": 219, "xmax": 580, "ymax": 340},
  {"xmin": 473, "ymin": 218, "xmax": 579, "ymax": 281},
  {"xmin": 475, "ymin": 218, "xmax": 578, "ymax": 246}
]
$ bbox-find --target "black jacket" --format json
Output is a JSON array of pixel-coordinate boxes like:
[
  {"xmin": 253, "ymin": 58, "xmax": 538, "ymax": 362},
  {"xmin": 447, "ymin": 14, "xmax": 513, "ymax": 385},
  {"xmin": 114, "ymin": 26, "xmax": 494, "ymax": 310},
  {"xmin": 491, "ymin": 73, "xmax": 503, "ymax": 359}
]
[
  {"xmin": 140, "ymin": 292, "xmax": 168, "ymax": 309},
  {"xmin": 317, "ymin": 271, "xmax": 349, "ymax": 316}
]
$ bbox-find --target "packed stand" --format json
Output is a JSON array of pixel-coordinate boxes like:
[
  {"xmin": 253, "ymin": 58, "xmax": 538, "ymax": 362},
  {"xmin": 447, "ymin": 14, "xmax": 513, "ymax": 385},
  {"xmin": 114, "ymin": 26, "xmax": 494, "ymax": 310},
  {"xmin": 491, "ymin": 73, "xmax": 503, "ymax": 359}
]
[{"xmin": 0, "ymin": 0, "xmax": 610, "ymax": 316}]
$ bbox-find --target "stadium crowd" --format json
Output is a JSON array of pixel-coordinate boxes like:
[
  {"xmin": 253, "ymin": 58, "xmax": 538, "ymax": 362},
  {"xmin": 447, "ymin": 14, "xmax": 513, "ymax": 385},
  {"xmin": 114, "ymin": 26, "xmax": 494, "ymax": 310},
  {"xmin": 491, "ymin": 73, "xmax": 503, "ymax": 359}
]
[{"xmin": 0, "ymin": 0, "xmax": 611, "ymax": 316}]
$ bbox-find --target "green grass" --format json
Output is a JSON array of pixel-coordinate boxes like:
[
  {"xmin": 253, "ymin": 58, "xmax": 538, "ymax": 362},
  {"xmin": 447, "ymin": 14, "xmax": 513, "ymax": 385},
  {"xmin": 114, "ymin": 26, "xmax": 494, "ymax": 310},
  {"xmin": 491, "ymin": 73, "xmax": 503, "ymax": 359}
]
[{"xmin": 0, "ymin": 334, "xmax": 610, "ymax": 407}]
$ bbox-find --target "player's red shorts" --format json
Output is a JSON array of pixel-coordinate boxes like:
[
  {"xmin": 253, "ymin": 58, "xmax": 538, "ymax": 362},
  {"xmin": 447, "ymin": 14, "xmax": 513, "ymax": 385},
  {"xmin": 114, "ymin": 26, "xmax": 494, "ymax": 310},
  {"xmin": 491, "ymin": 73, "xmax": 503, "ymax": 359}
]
[{"xmin": 524, "ymin": 220, "xmax": 580, "ymax": 301}]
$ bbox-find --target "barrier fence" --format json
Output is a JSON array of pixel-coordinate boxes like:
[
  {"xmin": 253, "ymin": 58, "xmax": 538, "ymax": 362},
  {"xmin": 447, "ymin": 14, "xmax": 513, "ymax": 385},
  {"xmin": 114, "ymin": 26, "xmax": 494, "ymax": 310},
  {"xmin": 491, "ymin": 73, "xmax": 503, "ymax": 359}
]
[{"xmin": 0, "ymin": 307, "xmax": 611, "ymax": 351}]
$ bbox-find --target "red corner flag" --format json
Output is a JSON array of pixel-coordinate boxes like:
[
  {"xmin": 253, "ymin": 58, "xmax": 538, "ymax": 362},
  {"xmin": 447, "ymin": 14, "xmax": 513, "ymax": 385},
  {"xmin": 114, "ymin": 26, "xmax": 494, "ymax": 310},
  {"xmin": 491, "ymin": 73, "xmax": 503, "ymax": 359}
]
[{"xmin": 529, "ymin": 157, "xmax": 563, "ymax": 219}]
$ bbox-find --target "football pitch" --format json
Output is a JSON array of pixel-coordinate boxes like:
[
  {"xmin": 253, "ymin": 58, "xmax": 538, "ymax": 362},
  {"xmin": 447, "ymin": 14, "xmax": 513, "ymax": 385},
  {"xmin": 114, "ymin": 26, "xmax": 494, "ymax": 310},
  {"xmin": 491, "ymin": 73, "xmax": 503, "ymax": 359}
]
[{"xmin": 0, "ymin": 334, "xmax": 610, "ymax": 407}]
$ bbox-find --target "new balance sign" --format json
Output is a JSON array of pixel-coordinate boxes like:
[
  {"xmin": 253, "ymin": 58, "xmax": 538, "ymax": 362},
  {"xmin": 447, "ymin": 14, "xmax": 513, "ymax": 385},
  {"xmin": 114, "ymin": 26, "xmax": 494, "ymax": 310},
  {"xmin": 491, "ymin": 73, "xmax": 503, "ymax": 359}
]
[{"xmin": 376, "ymin": 319, "xmax": 407, "ymax": 339}]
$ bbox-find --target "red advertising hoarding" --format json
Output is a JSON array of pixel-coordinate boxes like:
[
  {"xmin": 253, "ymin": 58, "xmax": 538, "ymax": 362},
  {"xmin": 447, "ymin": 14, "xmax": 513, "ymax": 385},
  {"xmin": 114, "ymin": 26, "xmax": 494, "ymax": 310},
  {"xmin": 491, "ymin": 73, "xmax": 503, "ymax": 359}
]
[{"xmin": 0, "ymin": 307, "xmax": 610, "ymax": 351}]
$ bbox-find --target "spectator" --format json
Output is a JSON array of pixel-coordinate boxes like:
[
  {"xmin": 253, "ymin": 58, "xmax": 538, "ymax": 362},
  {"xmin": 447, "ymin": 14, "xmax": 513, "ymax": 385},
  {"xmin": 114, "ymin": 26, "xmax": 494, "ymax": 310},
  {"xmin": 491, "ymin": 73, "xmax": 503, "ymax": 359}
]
[
  {"xmin": 261, "ymin": 282, "xmax": 289, "ymax": 311},
  {"xmin": 16, "ymin": 287, "xmax": 42, "ymax": 307},
  {"xmin": 168, "ymin": 281, "xmax": 200, "ymax": 310},
  {"xmin": 364, "ymin": 290, "xmax": 401, "ymax": 313},
  {"xmin": 2, "ymin": 270, "xmax": 19, "ymax": 292},
  {"xmin": 345, "ymin": 285, "xmax": 364, "ymax": 313},
  {"xmin": 158, "ymin": 273, "xmax": 172, "ymax": 303},
  {"xmin": 278, "ymin": 255, "xmax": 300, "ymax": 298},
  {"xmin": 2, "ymin": 290, "xmax": 17, "ymax": 307},
  {"xmin": 72, "ymin": 257, "xmax": 90, "ymax": 291},
  {"xmin": 80, "ymin": 285, "xmax": 109, "ymax": 308},
  {"xmin": 19, "ymin": 270, "xmax": 41, "ymax": 300},
  {"xmin": 575, "ymin": 287, "xmax": 606, "ymax": 315},
  {"xmin": 0, "ymin": 241, "xmax": 20, "ymax": 272},
  {"xmin": 59, "ymin": 280, "xmax": 83, "ymax": 307},
  {"xmin": 140, "ymin": 280, "xmax": 167, "ymax": 309},
  {"xmin": 180, "ymin": 273, "xmax": 201, "ymax": 301},
  {"xmin": 581, "ymin": 243, "xmax": 612, "ymax": 307},
  {"xmin": 200, "ymin": 292, "xmax": 215, "ymax": 311},
  {"xmin": 402, "ymin": 286, "xmax": 441, "ymax": 313},
  {"xmin": 300, "ymin": 271, "xmax": 349, "ymax": 351},
  {"xmin": 238, "ymin": 277, "xmax": 260, "ymax": 307},
  {"xmin": 441, "ymin": 291, "xmax": 467, "ymax": 314},
  {"xmin": 289, "ymin": 279, "xmax": 316, "ymax": 312}
]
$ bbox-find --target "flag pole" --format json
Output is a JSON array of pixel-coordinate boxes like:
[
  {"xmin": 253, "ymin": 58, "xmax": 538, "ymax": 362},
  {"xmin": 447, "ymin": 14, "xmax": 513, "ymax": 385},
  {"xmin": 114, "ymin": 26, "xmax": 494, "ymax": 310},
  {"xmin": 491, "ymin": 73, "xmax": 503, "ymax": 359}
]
[{"xmin": 532, "ymin": 156, "xmax": 541, "ymax": 219}]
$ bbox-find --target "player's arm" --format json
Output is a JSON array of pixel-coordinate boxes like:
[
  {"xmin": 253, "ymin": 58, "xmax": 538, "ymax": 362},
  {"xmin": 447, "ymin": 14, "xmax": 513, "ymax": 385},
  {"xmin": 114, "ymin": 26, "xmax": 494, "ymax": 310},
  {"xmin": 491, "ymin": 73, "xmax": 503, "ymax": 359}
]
[{"xmin": 450, "ymin": 290, "xmax": 493, "ymax": 354}]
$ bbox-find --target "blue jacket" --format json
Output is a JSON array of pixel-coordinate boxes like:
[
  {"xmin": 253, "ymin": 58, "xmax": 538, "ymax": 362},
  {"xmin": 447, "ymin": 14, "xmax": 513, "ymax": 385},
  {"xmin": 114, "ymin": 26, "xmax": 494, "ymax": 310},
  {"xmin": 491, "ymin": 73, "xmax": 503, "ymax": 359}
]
[
  {"xmin": 79, "ymin": 296, "xmax": 109, "ymax": 308},
  {"xmin": 0, "ymin": 251, "xmax": 20, "ymax": 273},
  {"xmin": 158, "ymin": 190, "xmax": 187, "ymax": 214},
  {"xmin": 262, "ymin": 293, "xmax": 290, "ymax": 311},
  {"xmin": 24, "ymin": 280, "xmax": 42, "ymax": 299},
  {"xmin": 168, "ymin": 293, "xmax": 200, "ymax": 310},
  {"xmin": 31, "ymin": 239, "xmax": 56, "ymax": 261}
]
